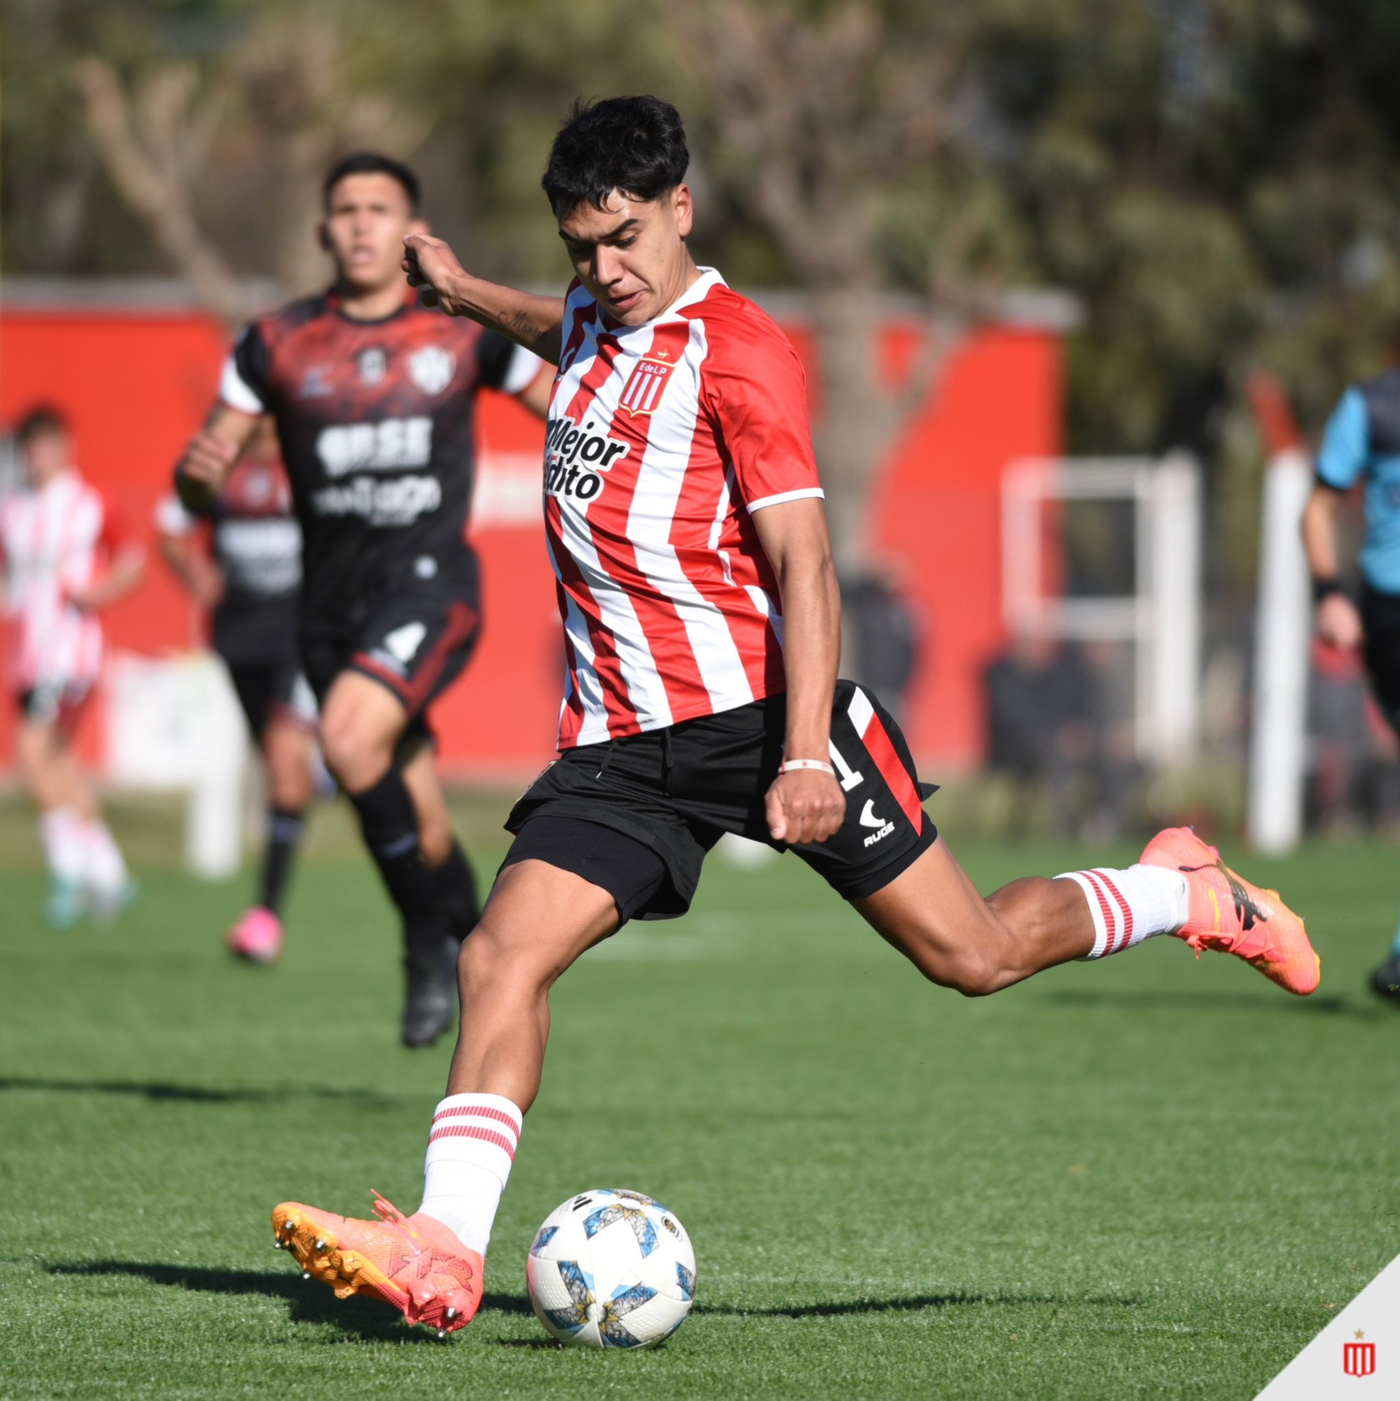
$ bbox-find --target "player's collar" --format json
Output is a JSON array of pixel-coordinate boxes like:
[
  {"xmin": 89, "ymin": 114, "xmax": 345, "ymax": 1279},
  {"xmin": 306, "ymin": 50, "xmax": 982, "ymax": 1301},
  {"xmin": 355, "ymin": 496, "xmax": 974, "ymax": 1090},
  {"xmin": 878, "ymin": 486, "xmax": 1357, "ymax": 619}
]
[{"xmin": 326, "ymin": 283, "xmax": 417, "ymax": 326}]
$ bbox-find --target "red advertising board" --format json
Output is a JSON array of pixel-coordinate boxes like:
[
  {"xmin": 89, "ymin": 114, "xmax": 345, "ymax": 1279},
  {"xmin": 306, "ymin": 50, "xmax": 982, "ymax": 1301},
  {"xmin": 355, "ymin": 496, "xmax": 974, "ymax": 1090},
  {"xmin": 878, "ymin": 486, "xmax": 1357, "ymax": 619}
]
[{"xmin": 0, "ymin": 297, "xmax": 1060, "ymax": 778}]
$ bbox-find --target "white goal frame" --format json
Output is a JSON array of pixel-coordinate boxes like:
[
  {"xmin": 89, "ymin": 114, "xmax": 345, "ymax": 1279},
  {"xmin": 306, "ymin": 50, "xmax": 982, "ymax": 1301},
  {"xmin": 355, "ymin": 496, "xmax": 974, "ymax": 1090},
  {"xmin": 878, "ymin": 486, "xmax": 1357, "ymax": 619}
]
[{"xmin": 1001, "ymin": 454, "xmax": 1203, "ymax": 765}]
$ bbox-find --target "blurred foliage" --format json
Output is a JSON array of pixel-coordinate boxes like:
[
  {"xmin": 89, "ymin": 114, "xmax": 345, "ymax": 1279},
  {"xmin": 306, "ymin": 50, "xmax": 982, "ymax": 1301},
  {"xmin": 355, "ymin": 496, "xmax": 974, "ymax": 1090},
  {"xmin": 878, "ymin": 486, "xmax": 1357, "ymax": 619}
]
[{"xmin": 4, "ymin": 0, "xmax": 1400, "ymax": 543}]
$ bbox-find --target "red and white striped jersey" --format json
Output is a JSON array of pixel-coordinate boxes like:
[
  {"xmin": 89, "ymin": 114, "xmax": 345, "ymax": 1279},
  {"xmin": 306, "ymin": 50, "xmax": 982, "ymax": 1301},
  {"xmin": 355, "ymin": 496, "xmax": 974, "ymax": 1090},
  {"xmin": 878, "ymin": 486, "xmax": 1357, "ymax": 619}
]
[
  {"xmin": 0, "ymin": 470, "xmax": 121, "ymax": 694},
  {"xmin": 546, "ymin": 268, "xmax": 824, "ymax": 748}
]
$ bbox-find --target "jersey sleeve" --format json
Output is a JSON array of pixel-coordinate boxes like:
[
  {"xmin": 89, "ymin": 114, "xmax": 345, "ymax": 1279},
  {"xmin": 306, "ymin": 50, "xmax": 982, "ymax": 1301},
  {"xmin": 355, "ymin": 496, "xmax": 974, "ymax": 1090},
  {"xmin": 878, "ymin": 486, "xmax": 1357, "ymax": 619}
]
[
  {"xmin": 477, "ymin": 332, "xmax": 544, "ymax": 396},
  {"xmin": 220, "ymin": 322, "xmax": 273, "ymax": 414},
  {"xmin": 155, "ymin": 492, "xmax": 200, "ymax": 535},
  {"xmin": 703, "ymin": 321, "xmax": 824, "ymax": 512},
  {"xmin": 1316, "ymin": 386, "xmax": 1369, "ymax": 490}
]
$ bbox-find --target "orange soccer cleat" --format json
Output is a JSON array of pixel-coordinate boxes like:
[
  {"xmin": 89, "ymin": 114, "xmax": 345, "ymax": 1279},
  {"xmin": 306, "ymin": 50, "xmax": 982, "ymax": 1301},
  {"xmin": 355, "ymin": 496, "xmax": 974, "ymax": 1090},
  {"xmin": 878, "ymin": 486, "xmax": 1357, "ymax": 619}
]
[
  {"xmin": 271, "ymin": 1193, "xmax": 483, "ymax": 1336},
  {"xmin": 1140, "ymin": 826, "xmax": 1320, "ymax": 996}
]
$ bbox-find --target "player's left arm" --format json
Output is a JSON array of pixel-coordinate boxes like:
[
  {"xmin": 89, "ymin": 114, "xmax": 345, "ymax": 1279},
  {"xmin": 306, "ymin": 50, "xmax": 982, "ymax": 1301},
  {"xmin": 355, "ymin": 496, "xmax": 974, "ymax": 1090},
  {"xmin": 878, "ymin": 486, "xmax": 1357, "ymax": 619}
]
[{"xmin": 751, "ymin": 497, "xmax": 846, "ymax": 845}]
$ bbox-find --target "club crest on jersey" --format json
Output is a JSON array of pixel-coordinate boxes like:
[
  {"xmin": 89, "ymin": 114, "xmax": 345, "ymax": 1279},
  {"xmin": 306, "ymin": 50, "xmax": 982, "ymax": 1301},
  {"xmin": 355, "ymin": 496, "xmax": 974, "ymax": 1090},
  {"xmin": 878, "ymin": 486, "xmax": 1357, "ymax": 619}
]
[
  {"xmin": 618, "ymin": 353, "xmax": 675, "ymax": 417},
  {"xmin": 407, "ymin": 344, "xmax": 456, "ymax": 396}
]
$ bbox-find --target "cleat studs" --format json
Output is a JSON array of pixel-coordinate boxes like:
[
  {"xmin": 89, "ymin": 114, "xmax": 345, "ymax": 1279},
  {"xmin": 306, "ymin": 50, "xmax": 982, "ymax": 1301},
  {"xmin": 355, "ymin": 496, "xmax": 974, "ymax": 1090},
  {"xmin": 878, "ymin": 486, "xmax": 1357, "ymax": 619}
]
[
  {"xmin": 282, "ymin": 1220, "xmax": 295, "ymax": 1234},
  {"xmin": 445, "ymin": 1307, "xmax": 457, "ymax": 1321},
  {"xmin": 437, "ymin": 1329, "xmax": 447, "ymax": 1339},
  {"xmin": 302, "ymin": 1271, "xmax": 311, "ymax": 1280},
  {"xmin": 273, "ymin": 1239, "xmax": 284, "ymax": 1249},
  {"xmin": 315, "ymin": 1239, "xmax": 327, "ymax": 1252}
]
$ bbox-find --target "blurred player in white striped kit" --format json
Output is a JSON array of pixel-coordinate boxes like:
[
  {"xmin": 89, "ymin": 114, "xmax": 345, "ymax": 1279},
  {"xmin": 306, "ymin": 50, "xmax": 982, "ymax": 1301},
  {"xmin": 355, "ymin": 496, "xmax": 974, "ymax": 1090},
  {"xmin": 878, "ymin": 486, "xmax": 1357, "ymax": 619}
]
[{"xmin": 0, "ymin": 405, "xmax": 146, "ymax": 924}]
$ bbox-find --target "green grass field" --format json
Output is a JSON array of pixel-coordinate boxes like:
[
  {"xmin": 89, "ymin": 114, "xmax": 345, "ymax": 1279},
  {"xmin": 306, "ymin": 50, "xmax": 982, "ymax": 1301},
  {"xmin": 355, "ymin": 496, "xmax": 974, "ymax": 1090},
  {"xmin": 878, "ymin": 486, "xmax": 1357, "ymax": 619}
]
[{"xmin": 1, "ymin": 798, "xmax": 1398, "ymax": 1399}]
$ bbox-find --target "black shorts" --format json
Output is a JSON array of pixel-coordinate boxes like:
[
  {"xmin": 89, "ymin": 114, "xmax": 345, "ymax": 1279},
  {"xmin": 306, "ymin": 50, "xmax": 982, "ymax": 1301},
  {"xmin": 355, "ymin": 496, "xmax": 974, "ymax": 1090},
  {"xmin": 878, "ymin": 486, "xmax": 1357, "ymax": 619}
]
[
  {"xmin": 1362, "ymin": 583, "xmax": 1400, "ymax": 733},
  {"xmin": 226, "ymin": 658, "xmax": 316, "ymax": 738},
  {"xmin": 300, "ymin": 585, "xmax": 480, "ymax": 737},
  {"xmin": 501, "ymin": 679, "xmax": 938, "ymax": 923}
]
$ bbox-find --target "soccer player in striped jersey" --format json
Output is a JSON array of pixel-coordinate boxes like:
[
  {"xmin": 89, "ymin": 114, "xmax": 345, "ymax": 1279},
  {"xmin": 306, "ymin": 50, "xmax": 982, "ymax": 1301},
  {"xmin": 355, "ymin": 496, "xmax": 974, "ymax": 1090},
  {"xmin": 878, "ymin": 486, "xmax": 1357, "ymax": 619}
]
[
  {"xmin": 0, "ymin": 405, "xmax": 145, "ymax": 924},
  {"xmin": 270, "ymin": 97, "xmax": 1321, "ymax": 1337}
]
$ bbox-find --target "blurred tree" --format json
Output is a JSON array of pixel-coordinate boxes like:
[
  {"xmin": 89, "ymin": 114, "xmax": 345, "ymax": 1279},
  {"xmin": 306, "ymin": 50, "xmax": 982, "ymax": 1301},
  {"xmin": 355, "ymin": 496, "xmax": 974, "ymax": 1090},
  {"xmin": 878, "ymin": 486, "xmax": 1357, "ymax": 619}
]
[
  {"xmin": 72, "ymin": 7, "xmax": 430, "ymax": 323},
  {"xmin": 5, "ymin": 0, "xmax": 1400, "ymax": 562}
]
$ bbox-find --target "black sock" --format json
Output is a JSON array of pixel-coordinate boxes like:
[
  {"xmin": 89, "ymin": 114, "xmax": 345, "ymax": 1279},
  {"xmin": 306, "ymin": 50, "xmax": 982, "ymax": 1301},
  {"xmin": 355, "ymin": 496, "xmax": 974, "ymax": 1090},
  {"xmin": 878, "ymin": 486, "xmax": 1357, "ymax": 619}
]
[
  {"xmin": 432, "ymin": 839, "xmax": 479, "ymax": 941},
  {"xmin": 260, "ymin": 807, "xmax": 305, "ymax": 915},
  {"xmin": 347, "ymin": 768, "xmax": 448, "ymax": 961}
]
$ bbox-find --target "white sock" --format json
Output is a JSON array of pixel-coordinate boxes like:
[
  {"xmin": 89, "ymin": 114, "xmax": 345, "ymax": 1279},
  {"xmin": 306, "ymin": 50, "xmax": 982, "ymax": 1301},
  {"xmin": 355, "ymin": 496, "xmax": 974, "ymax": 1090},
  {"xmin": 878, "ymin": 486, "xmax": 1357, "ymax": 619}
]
[
  {"xmin": 39, "ymin": 808, "xmax": 87, "ymax": 885},
  {"xmin": 1058, "ymin": 864, "xmax": 1190, "ymax": 958},
  {"xmin": 418, "ymin": 1093, "xmax": 522, "ymax": 1256},
  {"xmin": 83, "ymin": 818, "xmax": 128, "ymax": 894}
]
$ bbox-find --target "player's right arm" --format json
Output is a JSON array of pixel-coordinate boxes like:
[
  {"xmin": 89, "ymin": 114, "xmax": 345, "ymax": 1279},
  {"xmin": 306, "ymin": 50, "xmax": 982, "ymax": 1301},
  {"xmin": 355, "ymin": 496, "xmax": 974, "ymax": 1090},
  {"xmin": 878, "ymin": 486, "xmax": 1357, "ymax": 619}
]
[
  {"xmin": 403, "ymin": 233, "xmax": 565, "ymax": 364},
  {"xmin": 1303, "ymin": 385, "xmax": 1366, "ymax": 651},
  {"xmin": 175, "ymin": 403, "xmax": 260, "ymax": 512},
  {"xmin": 177, "ymin": 321, "xmax": 271, "ymax": 511}
]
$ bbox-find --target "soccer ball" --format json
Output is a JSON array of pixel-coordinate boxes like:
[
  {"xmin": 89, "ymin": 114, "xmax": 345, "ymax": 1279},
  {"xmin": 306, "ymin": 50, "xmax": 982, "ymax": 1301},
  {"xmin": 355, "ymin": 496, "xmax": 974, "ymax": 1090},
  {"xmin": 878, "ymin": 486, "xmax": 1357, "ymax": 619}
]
[{"xmin": 526, "ymin": 1187, "xmax": 696, "ymax": 1349}]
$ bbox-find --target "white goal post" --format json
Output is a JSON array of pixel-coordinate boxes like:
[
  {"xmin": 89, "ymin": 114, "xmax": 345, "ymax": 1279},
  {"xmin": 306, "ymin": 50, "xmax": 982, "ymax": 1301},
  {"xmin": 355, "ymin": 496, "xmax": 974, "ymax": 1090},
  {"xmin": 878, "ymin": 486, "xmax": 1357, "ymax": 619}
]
[{"xmin": 1001, "ymin": 453, "xmax": 1203, "ymax": 766}]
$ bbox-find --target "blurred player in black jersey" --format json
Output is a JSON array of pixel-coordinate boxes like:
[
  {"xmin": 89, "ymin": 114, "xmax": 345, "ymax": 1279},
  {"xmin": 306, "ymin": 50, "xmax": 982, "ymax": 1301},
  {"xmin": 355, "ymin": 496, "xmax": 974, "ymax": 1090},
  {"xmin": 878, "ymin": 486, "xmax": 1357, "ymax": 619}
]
[
  {"xmin": 157, "ymin": 416, "xmax": 316, "ymax": 964},
  {"xmin": 175, "ymin": 153, "xmax": 551, "ymax": 1046}
]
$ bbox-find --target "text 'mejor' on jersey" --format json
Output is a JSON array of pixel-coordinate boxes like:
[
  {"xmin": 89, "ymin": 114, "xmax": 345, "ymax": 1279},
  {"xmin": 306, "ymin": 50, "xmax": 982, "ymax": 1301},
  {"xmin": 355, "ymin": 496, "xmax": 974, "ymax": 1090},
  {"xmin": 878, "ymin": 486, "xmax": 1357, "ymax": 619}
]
[
  {"xmin": 547, "ymin": 268, "xmax": 825, "ymax": 749},
  {"xmin": 220, "ymin": 288, "xmax": 540, "ymax": 621}
]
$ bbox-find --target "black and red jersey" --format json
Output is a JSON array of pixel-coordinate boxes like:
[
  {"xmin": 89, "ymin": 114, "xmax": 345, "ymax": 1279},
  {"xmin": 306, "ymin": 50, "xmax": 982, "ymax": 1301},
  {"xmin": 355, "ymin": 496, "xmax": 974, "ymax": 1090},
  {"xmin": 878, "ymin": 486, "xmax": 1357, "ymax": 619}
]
[{"xmin": 220, "ymin": 287, "xmax": 539, "ymax": 625}]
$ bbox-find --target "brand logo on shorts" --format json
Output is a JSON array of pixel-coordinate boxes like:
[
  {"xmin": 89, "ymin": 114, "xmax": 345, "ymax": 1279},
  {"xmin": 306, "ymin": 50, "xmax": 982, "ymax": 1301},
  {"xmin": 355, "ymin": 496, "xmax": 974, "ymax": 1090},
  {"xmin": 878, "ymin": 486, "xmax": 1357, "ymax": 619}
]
[
  {"xmin": 544, "ymin": 415, "xmax": 631, "ymax": 502},
  {"xmin": 859, "ymin": 800, "xmax": 886, "ymax": 829},
  {"xmin": 408, "ymin": 345, "xmax": 456, "ymax": 396}
]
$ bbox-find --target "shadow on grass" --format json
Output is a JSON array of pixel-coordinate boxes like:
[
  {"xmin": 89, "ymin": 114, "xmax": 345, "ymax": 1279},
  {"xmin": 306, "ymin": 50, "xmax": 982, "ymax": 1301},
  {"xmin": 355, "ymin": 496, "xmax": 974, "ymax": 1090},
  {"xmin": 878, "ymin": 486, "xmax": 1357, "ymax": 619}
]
[
  {"xmin": 0, "ymin": 1076, "xmax": 408, "ymax": 1107},
  {"xmin": 691, "ymin": 1290, "xmax": 1142, "ymax": 1319},
  {"xmin": 49, "ymin": 1264, "xmax": 542, "ymax": 1337},
  {"xmin": 1036, "ymin": 990, "xmax": 1363, "ymax": 1018},
  {"xmin": 49, "ymin": 1260, "xmax": 449, "ymax": 1341}
]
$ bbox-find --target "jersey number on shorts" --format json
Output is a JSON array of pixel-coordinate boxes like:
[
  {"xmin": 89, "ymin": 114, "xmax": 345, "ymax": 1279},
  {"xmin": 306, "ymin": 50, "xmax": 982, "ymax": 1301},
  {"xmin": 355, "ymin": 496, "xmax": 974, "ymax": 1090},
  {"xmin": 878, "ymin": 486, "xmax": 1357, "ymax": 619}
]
[{"xmin": 826, "ymin": 739, "xmax": 864, "ymax": 792}]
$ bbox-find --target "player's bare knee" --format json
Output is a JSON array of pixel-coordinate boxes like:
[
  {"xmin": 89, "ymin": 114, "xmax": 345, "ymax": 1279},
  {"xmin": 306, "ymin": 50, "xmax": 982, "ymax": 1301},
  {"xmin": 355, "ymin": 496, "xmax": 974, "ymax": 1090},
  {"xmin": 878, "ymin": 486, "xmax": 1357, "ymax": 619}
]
[{"xmin": 320, "ymin": 722, "xmax": 390, "ymax": 793}]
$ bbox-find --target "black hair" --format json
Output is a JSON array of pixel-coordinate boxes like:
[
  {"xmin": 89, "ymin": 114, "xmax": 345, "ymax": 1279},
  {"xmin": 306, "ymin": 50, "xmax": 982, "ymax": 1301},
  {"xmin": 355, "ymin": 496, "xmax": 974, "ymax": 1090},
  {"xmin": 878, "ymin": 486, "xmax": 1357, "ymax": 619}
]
[
  {"xmin": 15, "ymin": 403, "xmax": 68, "ymax": 444},
  {"xmin": 322, "ymin": 152, "xmax": 421, "ymax": 213},
  {"xmin": 541, "ymin": 96, "xmax": 689, "ymax": 215}
]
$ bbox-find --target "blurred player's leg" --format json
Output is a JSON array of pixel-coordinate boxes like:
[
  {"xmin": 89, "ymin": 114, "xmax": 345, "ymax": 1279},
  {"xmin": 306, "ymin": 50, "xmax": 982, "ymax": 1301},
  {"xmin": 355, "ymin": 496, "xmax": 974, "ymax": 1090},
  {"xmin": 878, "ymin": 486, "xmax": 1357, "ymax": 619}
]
[
  {"xmin": 18, "ymin": 716, "xmax": 88, "ymax": 926},
  {"xmin": 402, "ymin": 744, "xmax": 480, "ymax": 940},
  {"xmin": 17, "ymin": 705, "xmax": 132, "ymax": 926},
  {"xmin": 320, "ymin": 672, "xmax": 464, "ymax": 1047},
  {"xmin": 227, "ymin": 708, "xmax": 314, "ymax": 964},
  {"xmin": 273, "ymin": 857, "xmax": 620, "ymax": 1334}
]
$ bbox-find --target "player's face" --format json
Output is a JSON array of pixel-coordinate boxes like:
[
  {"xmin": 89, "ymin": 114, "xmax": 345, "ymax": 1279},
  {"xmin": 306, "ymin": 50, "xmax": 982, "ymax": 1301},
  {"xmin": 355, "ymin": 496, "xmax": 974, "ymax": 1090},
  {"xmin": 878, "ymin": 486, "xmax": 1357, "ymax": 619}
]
[
  {"xmin": 322, "ymin": 174, "xmax": 425, "ymax": 294},
  {"xmin": 22, "ymin": 428, "xmax": 70, "ymax": 486},
  {"xmin": 556, "ymin": 187, "xmax": 695, "ymax": 326}
]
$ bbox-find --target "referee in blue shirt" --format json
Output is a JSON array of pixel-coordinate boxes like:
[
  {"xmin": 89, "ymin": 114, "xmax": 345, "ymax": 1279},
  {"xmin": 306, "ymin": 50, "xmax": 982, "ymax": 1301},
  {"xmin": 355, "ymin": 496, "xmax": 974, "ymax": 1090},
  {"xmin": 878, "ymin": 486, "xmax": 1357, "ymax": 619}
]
[{"xmin": 1304, "ymin": 361, "xmax": 1400, "ymax": 1000}]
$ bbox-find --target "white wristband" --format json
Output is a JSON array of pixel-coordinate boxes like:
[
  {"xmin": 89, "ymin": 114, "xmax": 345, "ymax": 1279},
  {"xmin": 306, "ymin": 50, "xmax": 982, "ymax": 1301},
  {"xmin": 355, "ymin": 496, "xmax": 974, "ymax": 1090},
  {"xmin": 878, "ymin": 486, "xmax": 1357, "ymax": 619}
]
[{"xmin": 778, "ymin": 759, "xmax": 836, "ymax": 778}]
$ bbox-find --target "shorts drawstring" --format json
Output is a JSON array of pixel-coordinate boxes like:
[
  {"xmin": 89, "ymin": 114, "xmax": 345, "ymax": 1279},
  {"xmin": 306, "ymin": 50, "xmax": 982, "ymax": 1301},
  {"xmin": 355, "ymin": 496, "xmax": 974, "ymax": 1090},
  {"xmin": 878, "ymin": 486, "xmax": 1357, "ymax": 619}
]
[{"xmin": 594, "ymin": 739, "xmax": 617, "ymax": 780}]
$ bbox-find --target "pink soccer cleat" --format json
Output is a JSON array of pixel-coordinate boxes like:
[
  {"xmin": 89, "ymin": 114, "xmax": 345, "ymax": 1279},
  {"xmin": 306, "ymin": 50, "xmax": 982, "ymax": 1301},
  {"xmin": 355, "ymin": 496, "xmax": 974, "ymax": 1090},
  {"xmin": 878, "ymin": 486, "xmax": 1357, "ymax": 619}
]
[
  {"xmin": 226, "ymin": 907, "xmax": 283, "ymax": 964},
  {"xmin": 271, "ymin": 1193, "xmax": 483, "ymax": 1335},
  {"xmin": 1140, "ymin": 826, "xmax": 1320, "ymax": 996}
]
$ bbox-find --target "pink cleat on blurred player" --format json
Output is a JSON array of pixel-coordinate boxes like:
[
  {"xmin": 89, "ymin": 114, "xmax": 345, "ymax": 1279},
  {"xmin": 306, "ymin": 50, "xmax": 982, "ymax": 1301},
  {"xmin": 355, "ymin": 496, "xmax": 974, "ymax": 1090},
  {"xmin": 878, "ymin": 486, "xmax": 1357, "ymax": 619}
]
[
  {"xmin": 226, "ymin": 907, "xmax": 283, "ymax": 964},
  {"xmin": 272, "ymin": 1193, "xmax": 483, "ymax": 1336},
  {"xmin": 1141, "ymin": 826, "xmax": 1320, "ymax": 996}
]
